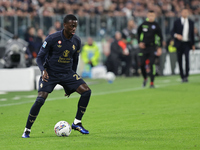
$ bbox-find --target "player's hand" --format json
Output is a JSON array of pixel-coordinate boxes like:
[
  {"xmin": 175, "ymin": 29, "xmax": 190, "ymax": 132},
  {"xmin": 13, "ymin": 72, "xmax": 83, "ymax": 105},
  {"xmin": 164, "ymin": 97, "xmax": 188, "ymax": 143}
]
[
  {"xmin": 156, "ymin": 48, "xmax": 162, "ymax": 56},
  {"xmin": 175, "ymin": 34, "xmax": 182, "ymax": 41},
  {"xmin": 139, "ymin": 42, "xmax": 145, "ymax": 49},
  {"xmin": 42, "ymin": 70, "xmax": 49, "ymax": 82},
  {"xmin": 64, "ymin": 93, "xmax": 70, "ymax": 97}
]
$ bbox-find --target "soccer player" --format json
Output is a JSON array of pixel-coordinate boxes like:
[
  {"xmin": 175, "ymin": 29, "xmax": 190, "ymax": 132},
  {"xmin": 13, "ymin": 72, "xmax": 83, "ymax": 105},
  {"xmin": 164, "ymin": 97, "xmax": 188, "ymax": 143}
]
[
  {"xmin": 137, "ymin": 10, "xmax": 163, "ymax": 88},
  {"xmin": 22, "ymin": 14, "xmax": 91, "ymax": 138}
]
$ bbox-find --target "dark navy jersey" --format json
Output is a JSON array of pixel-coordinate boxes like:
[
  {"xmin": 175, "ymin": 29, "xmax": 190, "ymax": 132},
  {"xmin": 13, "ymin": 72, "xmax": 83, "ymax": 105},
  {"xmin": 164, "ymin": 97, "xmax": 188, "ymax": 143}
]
[{"xmin": 36, "ymin": 29, "xmax": 81, "ymax": 73}]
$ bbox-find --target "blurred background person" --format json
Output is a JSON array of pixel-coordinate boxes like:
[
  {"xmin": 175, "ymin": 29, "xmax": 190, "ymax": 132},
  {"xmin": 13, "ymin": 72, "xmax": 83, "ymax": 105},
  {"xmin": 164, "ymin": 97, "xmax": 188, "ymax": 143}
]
[
  {"xmin": 81, "ymin": 37, "xmax": 100, "ymax": 78},
  {"xmin": 54, "ymin": 20, "xmax": 62, "ymax": 31},
  {"xmin": 105, "ymin": 31, "xmax": 123, "ymax": 76},
  {"xmin": 137, "ymin": 10, "xmax": 163, "ymax": 88},
  {"xmin": 171, "ymin": 8, "xmax": 195, "ymax": 83},
  {"xmin": 106, "ymin": 31, "xmax": 131, "ymax": 76},
  {"xmin": 122, "ymin": 19, "xmax": 139, "ymax": 76},
  {"xmin": 194, "ymin": 27, "xmax": 200, "ymax": 49},
  {"xmin": 24, "ymin": 27, "xmax": 37, "ymax": 59},
  {"xmin": 35, "ymin": 29, "xmax": 46, "ymax": 56},
  {"xmin": 48, "ymin": 27, "xmax": 57, "ymax": 35},
  {"xmin": 81, "ymin": 37, "xmax": 100, "ymax": 68}
]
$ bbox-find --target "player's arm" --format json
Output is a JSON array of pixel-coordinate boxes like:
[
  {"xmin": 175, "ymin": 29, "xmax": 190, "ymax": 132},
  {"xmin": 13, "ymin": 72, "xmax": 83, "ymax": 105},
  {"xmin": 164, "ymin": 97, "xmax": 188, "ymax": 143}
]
[
  {"xmin": 72, "ymin": 52, "xmax": 79, "ymax": 72},
  {"xmin": 156, "ymin": 24, "xmax": 163, "ymax": 47},
  {"xmin": 137, "ymin": 24, "xmax": 142, "ymax": 43},
  {"xmin": 72, "ymin": 40, "xmax": 81, "ymax": 72},
  {"xmin": 36, "ymin": 36, "xmax": 52, "ymax": 81},
  {"xmin": 171, "ymin": 20, "xmax": 182, "ymax": 41},
  {"xmin": 137, "ymin": 24, "xmax": 145, "ymax": 49}
]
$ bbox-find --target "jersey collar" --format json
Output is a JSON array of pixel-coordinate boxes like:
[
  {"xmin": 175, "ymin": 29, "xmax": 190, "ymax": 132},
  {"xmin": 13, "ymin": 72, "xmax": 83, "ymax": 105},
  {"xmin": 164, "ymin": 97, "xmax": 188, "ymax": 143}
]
[{"xmin": 61, "ymin": 29, "xmax": 73, "ymax": 42}]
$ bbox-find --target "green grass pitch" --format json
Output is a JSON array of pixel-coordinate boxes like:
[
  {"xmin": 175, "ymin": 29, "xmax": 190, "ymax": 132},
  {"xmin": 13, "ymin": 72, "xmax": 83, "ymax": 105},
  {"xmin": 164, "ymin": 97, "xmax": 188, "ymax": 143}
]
[{"xmin": 0, "ymin": 74, "xmax": 199, "ymax": 150}]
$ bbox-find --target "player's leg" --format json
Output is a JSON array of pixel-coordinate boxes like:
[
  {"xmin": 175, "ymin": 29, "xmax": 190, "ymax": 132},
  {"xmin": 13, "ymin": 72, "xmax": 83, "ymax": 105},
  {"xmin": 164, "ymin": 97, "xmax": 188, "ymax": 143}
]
[
  {"xmin": 138, "ymin": 51, "xmax": 148, "ymax": 87},
  {"xmin": 61, "ymin": 72, "xmax": 91, "ymax": 134},
  {"xmin": 176, "ymin": 47, "xmax": 184, "ymax": 81},
  {"xmin": 22, "ymin": 92, "xmax": 48, "ymax": 138},
  {"xmin": 22, "ymin": 75, "xmax": 58, "ymax": 138},
  {"xmin": 148, "ymin": 52, "xmax": 156, "ymax": 88},
  {"xmin": 72, "ymin": 83, "xmax": 91, "ymax": 134},
  {"xmin": 184, "ymin": 44, "xmax": 190, "ymax": 82}
]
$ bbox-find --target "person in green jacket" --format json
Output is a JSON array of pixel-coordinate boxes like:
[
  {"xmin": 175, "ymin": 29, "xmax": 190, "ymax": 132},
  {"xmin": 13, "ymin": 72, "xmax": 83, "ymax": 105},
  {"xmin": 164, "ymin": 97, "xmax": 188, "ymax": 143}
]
[{"xmin": 81, "ymin": 37, "xmax": 100, "ymax": 67}]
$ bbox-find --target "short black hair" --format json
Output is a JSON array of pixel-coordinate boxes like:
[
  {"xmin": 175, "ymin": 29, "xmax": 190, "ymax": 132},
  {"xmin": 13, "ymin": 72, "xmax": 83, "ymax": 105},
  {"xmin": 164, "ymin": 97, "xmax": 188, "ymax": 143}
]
[{"xmin": 63, "ymin": 14, "xmax": 77, "ymax": 23}]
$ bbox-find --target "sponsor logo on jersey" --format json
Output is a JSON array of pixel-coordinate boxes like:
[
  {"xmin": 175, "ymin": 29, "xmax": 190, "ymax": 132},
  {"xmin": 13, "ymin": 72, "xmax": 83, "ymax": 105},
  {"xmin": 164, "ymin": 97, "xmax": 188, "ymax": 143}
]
[{"xmin": 42, "ymin": 41, "xmax": 47, "ymax": 48}]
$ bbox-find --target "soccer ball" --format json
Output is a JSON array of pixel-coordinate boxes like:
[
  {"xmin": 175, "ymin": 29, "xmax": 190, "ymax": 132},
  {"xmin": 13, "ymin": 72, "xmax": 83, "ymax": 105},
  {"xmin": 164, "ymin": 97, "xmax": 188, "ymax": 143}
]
[
  {"xmin": 54, "ymin": 121, "xmax": 72, "ymax": 137},
  {"xmin": 106, "ymin": 72, "xmax": 116, "ymax": 83}
]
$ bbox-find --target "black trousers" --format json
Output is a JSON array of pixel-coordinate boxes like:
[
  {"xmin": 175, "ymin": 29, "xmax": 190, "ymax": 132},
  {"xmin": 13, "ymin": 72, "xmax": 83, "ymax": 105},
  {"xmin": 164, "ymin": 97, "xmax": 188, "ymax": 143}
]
[
  {"xmin": 139, "ymin": 46, "xmax": 156, "ymax": 82},
  {"xmin": 176, "ymin": 42, "xmax": 191, "ymax": 79}
]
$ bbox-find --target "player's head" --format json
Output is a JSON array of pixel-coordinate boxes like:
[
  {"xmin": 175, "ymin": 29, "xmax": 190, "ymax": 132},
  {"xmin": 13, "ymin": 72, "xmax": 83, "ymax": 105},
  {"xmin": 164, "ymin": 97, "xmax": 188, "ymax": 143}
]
[
  {"xmin": 181, "ymin": 8, "xmax": 189, "ymax": 18},
  {"xmin": 147, "ymin": 10, "xmax": 156, "ymax": 22},
  {"xmin": 63, "ymin": 14, "xmax": 78, "ymax": 36}
]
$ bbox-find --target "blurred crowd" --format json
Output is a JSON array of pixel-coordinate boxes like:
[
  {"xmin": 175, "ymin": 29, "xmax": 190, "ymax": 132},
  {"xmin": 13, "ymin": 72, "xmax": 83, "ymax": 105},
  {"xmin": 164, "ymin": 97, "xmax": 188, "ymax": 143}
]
[
  {"xmin": 1, "ymin": 0, "xmax": 200, "ymax": 76},
  {"xmin": 0, "ymin": 0, "xmax": 200, "ymax": 18}
]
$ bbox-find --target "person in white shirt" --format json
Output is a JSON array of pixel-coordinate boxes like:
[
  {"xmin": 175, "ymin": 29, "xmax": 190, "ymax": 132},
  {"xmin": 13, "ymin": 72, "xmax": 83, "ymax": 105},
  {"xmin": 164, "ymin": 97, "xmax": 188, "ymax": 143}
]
[{"xmin": 171, "ymin": 8, "xmax": 195, "ymax": 82}]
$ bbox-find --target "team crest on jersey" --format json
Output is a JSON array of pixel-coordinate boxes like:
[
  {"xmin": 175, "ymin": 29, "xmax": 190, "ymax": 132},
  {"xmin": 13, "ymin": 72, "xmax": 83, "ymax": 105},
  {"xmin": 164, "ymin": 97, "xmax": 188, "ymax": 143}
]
[
  {"xmin": 57, "ymin": 40, "xmax": 62, "ymax": 48},
  {"xmin": 72, "ymin": 45, "xmax": 75, "ymax": 50},
  {"xmin": 63, "ymin": 50, "xmax": 70, "ymax": 57},
  {"xmin": 151, "ymin": 25, "xmax": 156, "ymax": 29}
]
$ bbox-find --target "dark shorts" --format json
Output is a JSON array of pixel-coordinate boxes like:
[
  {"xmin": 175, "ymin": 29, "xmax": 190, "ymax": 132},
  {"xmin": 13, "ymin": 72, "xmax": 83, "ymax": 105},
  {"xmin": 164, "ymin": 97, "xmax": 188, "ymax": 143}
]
[
  {"xmin": 138, "ymin": 46, "xmax": 157, "ymax": 66},
  {"xmin": 38, "ymin": 70, "xmax": 86, "ymax": 95}
]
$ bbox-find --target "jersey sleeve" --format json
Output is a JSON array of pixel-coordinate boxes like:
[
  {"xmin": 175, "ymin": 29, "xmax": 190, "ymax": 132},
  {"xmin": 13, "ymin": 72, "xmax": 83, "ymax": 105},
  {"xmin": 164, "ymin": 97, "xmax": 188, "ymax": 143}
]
[
  {"xmin": 156, "ymin": 24, "xmax": 163, "ymax": 47},
  {"xmin": 137, "ymin": 24, "xmax": 143, "ymax": 43},
  {"xmin": 72, "ymin": 39, "xmax": 81, "ymax": 72},
  {"xmin": 36, "ymin": 35, "xmax": 53, "ymax": 72}
]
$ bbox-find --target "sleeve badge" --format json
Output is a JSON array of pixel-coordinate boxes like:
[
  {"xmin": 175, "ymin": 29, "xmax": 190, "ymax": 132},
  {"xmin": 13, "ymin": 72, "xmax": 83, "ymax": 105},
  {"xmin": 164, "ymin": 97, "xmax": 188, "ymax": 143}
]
[{"xmin": 42, "ymin": 41, "xmax": 47, "ymax": 48}]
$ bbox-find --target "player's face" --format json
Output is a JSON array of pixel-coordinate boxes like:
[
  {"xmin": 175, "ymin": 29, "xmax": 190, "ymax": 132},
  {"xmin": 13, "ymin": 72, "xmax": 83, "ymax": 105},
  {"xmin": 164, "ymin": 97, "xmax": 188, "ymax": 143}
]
[
  {"xmin": 147, "ymin": 12, "xmax": 156, "ymax": 22},
  {"xmin": 64, "ymin": 20, "xmax": 78, "ymax": 37}
]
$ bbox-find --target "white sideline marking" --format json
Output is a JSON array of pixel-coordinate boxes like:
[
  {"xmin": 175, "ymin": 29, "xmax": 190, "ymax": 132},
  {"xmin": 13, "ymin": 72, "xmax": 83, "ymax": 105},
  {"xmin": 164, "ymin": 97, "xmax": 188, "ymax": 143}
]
[
  {"xmin": 13, "ymin": 96, "xmax": 21, "ymax": 100},
  {"xmin": 0, "ymin": 92, "xmax": 7, "ymax": 95},
  {"xmin": 0, "ymin": 98, "xmax": 7, "ymax": 101},
  {"xmin": 0, "ymin": 82, "xmax": 179, "ymax": 107}
]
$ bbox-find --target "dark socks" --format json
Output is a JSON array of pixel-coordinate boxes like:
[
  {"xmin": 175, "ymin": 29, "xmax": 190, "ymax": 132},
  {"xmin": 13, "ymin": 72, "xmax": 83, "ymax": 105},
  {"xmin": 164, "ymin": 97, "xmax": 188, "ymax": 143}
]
[
  {"xmin": 141, "ymin": 65, "xmax": 147, "ymax": 79},
  {"xmin": 26, "ymin": 97, "xmax": 45, "ymax": 129},
  {"xmin": 75, "ymin": 90, "xmax": 91, "ymax": 120}
]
